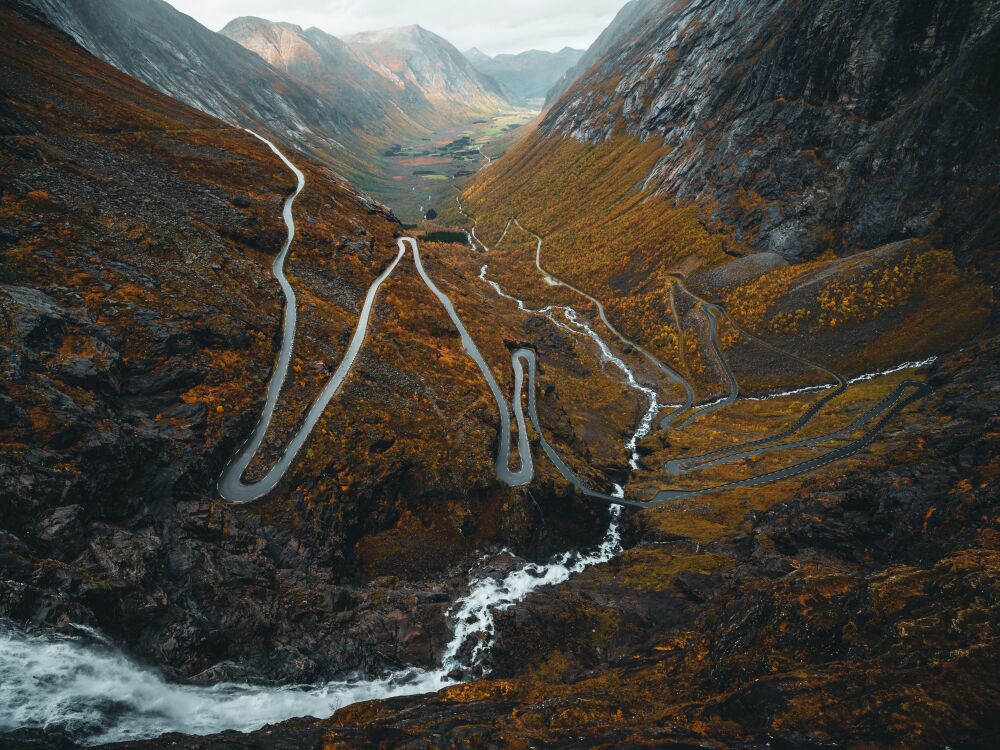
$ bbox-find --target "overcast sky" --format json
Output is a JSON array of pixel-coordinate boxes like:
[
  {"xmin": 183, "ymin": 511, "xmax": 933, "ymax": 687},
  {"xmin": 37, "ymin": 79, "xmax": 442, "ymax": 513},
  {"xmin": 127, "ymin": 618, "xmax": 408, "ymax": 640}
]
[{"xmin": 167, "ymin": 0, "xmax": 623, "ymax": 56}]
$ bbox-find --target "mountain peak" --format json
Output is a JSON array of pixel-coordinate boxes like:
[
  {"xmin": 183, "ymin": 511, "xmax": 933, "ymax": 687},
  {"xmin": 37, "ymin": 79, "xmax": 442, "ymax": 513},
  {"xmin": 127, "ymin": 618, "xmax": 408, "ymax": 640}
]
[
  {"xmin": 464, "ymin": 47, "xmax": 492, "ymax": 64},
  {"xmin": 346, "ymin": 23, "xmax": 431, "ymax": 42},
  {"xmin": 221, "ymin": 15, "xmax": 303, "ymax": 35},
  {"xmin": 342, "ymin": 23, "xmax": 510, "ymax": 108}
]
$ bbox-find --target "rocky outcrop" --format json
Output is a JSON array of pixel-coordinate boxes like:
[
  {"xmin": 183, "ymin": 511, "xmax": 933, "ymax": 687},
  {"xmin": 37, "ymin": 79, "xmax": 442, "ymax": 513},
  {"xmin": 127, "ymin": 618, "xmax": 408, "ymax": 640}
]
[{"xmin": 545, "ymin": 0, "xmax": 1000, "ymax": 264}]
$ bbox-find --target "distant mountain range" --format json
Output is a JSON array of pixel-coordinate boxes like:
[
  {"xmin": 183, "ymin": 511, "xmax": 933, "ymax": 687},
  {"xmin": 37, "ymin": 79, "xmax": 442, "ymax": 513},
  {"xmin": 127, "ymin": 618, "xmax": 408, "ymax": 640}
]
[
  {"xmin": 28, "ymin": 0, "xmax": 514, "ymax": 202},
  {"xmin": 223, "ymin": 18, "xmax": 510, "ymax": 129},
  {"xmin": 464, "ymin": 47, "xmax": 585, "ymax": 102},
  {"xmin": 341, "ymin": 25, "xmax": 511, "ymax": 114}
]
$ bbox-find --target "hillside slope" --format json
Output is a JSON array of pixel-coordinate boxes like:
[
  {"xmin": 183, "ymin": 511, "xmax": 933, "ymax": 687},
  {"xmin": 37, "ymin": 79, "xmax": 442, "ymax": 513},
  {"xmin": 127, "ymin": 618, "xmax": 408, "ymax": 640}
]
[
  {"xmin": 0, "ymin": 0, "xmax": 609, "ymax": 697},
  {"xmin": 466, "ymin": 0, "xmax": 996, "ymax": 384},
  {"xmin": 2, "ymin": 1, "xmax": 998, "ymax": 747}
]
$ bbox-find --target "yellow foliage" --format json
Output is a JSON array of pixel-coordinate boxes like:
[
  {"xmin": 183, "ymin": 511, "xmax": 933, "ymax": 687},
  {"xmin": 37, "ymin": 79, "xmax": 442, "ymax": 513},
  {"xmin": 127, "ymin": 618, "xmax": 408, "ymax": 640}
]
[{"xmin": 464, "ymin": 131, "xmax": 743, "ymax": 365}]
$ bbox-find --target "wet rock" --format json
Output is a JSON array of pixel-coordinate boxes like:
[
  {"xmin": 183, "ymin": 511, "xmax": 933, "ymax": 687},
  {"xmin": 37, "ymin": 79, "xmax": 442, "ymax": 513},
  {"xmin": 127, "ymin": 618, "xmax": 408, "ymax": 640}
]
[
  {"xmin": 0, "ymin": 728, "xmax": 82, "ymax": 749},
  {"xmin": 0, "ymin": 531, "xmax": 33, "ymax": 578},
  {"xmin": 2, "ymin": 284, "xmax": 66, "ymax": 349},
  {"xmin": 34, "ymin": 505, "xmax": 86, "ymax": 556},
  {"xmin": 0, "ymin": 393, "xmax": 28, "ymax": 427},
  {"xmin": 0, "ymin": 225, "xmax": 21, "ymax": 250}
]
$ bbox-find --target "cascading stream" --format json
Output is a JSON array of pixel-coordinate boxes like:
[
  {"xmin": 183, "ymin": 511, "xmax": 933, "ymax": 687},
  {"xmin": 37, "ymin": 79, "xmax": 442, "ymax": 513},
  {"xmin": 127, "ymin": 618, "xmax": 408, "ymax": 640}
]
[
  {"xmin": 0, "ymin": 131, "xmax": 634, "ymax": 747},
  {"xmin": 0, "ymin": 130, "xmax": 938, "ymax": 747},
  {"xmin": 0, "ymin": 506, "xmax": 622, "ymax": 746},
  {"xmin": 478, "ymin": 264, "xmax": 660, "ymax": 470}
]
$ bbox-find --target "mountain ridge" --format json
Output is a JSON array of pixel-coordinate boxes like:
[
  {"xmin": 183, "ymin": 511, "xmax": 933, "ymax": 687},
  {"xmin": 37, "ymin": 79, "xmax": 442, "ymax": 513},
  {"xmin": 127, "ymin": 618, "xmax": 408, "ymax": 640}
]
[
  {"xmin": 342, "ymin": 23, "xmax": 512, "ymax": 112},
  {"xmin": 219, "ymin": 15, "xmax": 429, "ymax": 134},
  {"xmin": 28, "ymin": 0, "xmax": 517, "ymax": 210},
  {"xmin": 546, "ymin": 0, "xmax": 661, "ymax": 106},
  {"xmin": 465, "ymin": 46, "xmax": 585, "ymax": 102}
]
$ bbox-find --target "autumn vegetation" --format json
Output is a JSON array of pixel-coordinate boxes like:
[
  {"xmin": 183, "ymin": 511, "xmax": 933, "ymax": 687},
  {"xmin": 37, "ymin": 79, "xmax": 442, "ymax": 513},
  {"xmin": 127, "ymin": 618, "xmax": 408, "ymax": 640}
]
[{"xmin": 463, "ymin": 126, "xmax": 992, "ymax": 397}]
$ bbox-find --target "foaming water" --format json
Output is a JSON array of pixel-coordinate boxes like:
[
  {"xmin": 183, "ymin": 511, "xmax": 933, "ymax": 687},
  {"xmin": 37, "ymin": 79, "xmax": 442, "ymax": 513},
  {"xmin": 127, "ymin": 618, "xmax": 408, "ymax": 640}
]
[
  {"xmin": 561, "ymin": 308, "xmax": 660, "ymax": 469},
  {"xmin": 0, "ymin": 625, "xmax": 449, "ymax": 745},
  {"xmin": 744, "ymin": 356, "xmax": 939, "ymax": 402},
  {"xmin": 479, "ymin": 263, "xmax": 660, "ymax": 469},
  {"xmin": 0, "ymin": 509, "xmax": 622, "ymax": 745},
  {"xmin": 657, "ymin": 356, "xmax": 941, "ymax": 410},
  {"xmin": 440, "ymin": 504, "xmax": 622, "ymax": 671}
]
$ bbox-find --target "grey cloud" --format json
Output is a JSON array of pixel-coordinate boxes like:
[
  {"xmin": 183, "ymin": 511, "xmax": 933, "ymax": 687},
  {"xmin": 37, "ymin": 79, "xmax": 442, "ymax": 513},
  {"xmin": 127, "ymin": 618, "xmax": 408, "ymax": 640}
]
[{"xmin": 168, "ymin": 0, "xmax": 622, "ymax": 54}]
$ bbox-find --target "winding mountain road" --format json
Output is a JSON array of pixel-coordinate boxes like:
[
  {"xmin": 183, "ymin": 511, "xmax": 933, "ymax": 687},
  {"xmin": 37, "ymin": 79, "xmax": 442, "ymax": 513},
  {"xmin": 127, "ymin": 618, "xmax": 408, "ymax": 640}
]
[
  {"xmin": 474, "ymin": 218, "xmax": 931, "ymax": 507},
  {"xmin": 665, "ymin": 280, "xmax": 850, "ymax": 475},
  {"xmin": 510, "ymin": 220, "xmax": 698, "ymax": 426},
  {"xmin": 221, "ymin": 133, "xmax": 616, "ymax": 502},
  {"xmin": 218, "ymin": 131, "xmax": 305, "ymax": 503},
  {"xmin": 671, "ymin": 303, "xmax": 739, "ymax": 428},
  {"xmin": 220, "ymin": 133, "xmax": 930, "ymax": 509}
]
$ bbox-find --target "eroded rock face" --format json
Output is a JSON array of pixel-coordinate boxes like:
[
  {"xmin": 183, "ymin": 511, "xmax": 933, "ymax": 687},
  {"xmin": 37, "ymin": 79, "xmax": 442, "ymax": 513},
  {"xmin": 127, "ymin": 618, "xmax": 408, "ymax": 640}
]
[{"xmin": 545, "ymin": 0, "xmax": 1000, "ymax": 261}]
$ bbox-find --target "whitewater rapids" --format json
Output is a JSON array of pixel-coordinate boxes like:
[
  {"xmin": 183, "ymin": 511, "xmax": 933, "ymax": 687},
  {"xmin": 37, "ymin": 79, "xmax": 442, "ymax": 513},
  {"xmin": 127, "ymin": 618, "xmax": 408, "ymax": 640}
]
[{"xmin": 0, "ymin": 508, "xmax": 621, "ymax": 745}]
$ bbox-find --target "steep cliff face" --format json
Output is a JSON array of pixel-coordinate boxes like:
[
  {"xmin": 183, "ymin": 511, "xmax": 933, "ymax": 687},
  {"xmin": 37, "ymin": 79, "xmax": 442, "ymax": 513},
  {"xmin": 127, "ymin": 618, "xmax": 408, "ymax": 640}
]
[{"xmin": 546, "ymin": 0, "xmax": 1000, "ymax": 263}]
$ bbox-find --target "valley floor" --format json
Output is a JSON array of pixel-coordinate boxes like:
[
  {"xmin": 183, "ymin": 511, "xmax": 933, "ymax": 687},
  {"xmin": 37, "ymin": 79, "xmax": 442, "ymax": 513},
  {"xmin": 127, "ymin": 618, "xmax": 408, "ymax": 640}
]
[{"xmin": 360, "ymin": 108, "xmax": 537, "ymax": 224}]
